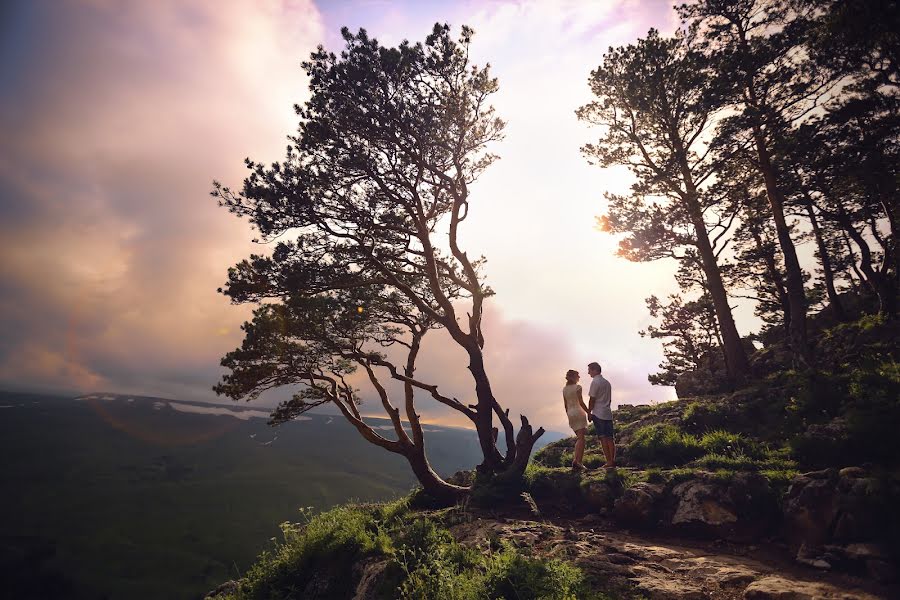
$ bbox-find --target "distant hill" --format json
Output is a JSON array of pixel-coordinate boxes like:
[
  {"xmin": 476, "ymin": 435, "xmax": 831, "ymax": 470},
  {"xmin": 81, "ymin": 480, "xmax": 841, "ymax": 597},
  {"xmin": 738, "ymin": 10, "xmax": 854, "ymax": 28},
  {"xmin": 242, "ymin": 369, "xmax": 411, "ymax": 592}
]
[{"xmin": 0, "ymin": 390, "xmax": 564, "ymax": 600}]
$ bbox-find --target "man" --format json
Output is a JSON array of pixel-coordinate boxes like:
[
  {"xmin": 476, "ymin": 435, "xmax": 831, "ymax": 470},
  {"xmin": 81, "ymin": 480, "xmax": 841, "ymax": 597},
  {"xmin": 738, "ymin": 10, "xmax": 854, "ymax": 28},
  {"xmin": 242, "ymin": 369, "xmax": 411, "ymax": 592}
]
[{"xmin": 587, "ymin": 361, "xmax": 615, "ymax": 469}]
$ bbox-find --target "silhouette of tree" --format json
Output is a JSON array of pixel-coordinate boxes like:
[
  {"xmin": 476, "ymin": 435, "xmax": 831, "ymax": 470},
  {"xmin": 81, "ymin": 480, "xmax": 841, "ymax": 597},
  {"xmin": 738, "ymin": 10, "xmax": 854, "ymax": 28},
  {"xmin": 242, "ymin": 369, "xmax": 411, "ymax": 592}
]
[
  {"xmin": 212, "ymin": 24, "xmax": 543, "ymax": 501},
  {"xmin": 577, "ymin": 28, "xmax": 750, "ymax": 385},
  {"xmin": 678, "ymin": 0, "xmax": 833, "ymax": 363}
]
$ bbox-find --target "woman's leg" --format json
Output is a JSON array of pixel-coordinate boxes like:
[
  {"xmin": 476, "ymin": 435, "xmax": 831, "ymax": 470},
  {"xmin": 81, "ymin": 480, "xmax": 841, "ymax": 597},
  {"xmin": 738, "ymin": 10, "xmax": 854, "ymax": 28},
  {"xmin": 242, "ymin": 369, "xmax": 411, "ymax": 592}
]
[{"xmin": 573, "ymin": 428, "xmax": 585, "ymax": 466}]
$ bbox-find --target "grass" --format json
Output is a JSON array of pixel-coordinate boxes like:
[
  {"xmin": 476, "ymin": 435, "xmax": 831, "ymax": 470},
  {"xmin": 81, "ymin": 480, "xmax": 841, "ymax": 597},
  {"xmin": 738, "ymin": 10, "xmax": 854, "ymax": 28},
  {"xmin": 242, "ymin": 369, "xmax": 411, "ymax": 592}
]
[
  {"xmin": 626, "ymin": 424, "xmax": 705, "ymax": 466},
  {"xmin": 217, "ymin": 500, "xmax": 616, "ymax": 600}
]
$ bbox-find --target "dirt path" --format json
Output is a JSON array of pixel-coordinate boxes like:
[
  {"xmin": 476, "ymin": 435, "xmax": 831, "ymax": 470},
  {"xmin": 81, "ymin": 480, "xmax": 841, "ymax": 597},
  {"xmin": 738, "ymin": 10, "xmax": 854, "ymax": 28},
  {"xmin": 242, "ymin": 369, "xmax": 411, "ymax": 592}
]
[{"xmin": 448, "ymin": 516, "xmax": 896, "ymax": 599}]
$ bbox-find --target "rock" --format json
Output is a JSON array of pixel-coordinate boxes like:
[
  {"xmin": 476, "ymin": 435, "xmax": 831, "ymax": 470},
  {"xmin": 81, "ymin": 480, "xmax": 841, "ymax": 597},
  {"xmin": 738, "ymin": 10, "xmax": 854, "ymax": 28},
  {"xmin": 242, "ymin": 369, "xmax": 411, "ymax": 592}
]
[
  {"xmin": 783, "ymin": 476, "xmax": 840, "ymax": 547},
  {"xmin": 843, "ymin": 542, "xmax": 888, "ymax": 561},
  {"xmin": 672, "ymin": 480, "xmax": 737, "ymax": 527},
  {"xmin": 352, "ymin": 558, "xmax": 389, "ymax": 600},
  {"xmin": 629, "ymin": 565, "xmax": 706, "ymax": 599},
  {"xmin": 795, "ymin": 541, "xmax": 831, "ymax": 569},
  {"xmin": 205, "ymin": 580, "xmax": 240, "ymax": 598},
  {"xmin": 838, "ymin": 466, "xmax": 866, "ymax": 479},
  {"xmin": 582, "ymin": 477, "xmax": 624, "ymax": 513},
  {"xmin": 799, "ymin": 468, "xmax": 838, "ymax": 481},
  {"xmin": 613, "ymin": 483, "xmax": 661, "ymax": 526},
  {"xmin": 742, "ymin": 575, "xmax": 880, "ymax": 599},
  {"xmin": 675, "ymin": 368, "xmax": 730, "ymax": 398},
  {"xmin": 866, "ymin": 558, "xmax": 896, "ymax": 583},
  {"xmin": 796, "ymin": 556, "xmax": 831, "ymax": 569}
]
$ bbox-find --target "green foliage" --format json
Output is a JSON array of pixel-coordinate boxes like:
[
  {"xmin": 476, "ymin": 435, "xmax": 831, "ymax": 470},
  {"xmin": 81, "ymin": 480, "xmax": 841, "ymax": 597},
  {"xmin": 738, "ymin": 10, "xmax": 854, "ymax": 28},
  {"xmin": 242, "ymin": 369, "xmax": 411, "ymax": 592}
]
[
  {"xmin": 626, "ymin": 424, "xmax": 705, "ymax": 466},
  {"xmin": 398, "ymin": 538, "xmax": 598, "ymax": 600},
  {"xmin": 789, "ymin": 358, "xmax": 900, "ymax": 468},
  {"xmin": 225, "ymin": 497, "xmax": 609, "ymax": 600},
  {"xmin": 682, "ymin": 401, "xmax": 737, "ymax": 433},
  {"xmin": 237, "ymin": 505, "xmax": 394, "ymax": 599},
  {"xmin": 699, "ymin": 430, "xmax": 763, "ymax": 459}
]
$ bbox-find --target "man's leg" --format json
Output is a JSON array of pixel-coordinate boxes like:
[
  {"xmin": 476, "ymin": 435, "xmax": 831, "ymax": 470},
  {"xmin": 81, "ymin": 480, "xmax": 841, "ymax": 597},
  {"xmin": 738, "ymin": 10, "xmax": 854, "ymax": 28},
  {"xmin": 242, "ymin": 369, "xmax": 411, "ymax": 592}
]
[{"xmin": 602, "ymin": 436, "xmax": 616, "ymax": 468}]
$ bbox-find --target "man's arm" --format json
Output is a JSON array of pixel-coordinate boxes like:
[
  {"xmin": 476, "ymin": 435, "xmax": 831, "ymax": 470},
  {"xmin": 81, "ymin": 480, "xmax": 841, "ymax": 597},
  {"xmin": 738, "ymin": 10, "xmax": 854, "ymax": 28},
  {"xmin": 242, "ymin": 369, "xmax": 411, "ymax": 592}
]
[{"xmin": 588, "ymin": 378, "xmax": 598, "ymax": 414}]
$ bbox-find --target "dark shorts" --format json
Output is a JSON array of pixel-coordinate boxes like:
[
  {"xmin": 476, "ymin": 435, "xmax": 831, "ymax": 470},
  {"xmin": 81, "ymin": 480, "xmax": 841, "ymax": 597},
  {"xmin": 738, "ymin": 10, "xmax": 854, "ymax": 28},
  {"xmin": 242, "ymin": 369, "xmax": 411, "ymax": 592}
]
[{"xmin": 591, "ymin": 414, "xmax": 615, "ymax": 438}]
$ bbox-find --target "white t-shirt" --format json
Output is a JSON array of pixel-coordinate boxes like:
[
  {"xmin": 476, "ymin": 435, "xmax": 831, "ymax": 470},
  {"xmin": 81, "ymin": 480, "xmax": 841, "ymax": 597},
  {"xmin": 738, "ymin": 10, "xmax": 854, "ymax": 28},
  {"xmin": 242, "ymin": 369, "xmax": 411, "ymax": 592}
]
[{"xmin": 589, "ymin": 374, "xmax": 613, "ymax": 420}]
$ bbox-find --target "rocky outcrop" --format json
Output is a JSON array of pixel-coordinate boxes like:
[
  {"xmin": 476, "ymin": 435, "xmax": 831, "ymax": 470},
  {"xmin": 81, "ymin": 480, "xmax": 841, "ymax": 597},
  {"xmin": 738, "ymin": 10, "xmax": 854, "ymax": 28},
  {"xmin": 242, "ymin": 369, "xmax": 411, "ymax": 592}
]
[
  {"xmin": 613, "ymin": 482, "xmax": 664, "ymax": 526},
  {"xmin": 450, "ymin": 518, "xmax": 888, "ymax": 600},
  {"xmin": 665, "ymin": 473, "xmax": 779, "ymax": 541},
  {"xmin": 743, "ymin": 575, "xmax": 881, "ymax": 599},
  {"xmin": 784, "ymin": 467, "xmax": 897, "ymax": 582}
]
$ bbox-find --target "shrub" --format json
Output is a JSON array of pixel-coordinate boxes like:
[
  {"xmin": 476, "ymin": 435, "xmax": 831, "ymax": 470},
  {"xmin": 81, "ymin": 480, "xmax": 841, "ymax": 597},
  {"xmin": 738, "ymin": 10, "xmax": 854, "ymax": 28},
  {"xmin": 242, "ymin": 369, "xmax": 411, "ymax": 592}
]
[
  {"xmin": 626, "ymin": 424, "xmax": 705, "ymax": 466},
  {"xmin": 682, "ymin": 401, "xmax": 735, "ymax": 433},
  {"xmin": 237, "ymin": 505, "xmax": 393, "ymax": 599}
]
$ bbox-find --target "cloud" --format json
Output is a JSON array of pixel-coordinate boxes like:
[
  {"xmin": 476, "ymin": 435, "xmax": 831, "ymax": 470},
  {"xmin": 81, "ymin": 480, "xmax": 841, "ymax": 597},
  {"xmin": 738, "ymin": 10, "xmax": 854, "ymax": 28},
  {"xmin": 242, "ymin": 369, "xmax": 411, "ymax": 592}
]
[
  {"xmin": 0, "ymin": 0, "xmax": 326, "ymax": 400},
  {"xmin": 1, "ymin": 0, "xmax": 684, "ymax": 426}
]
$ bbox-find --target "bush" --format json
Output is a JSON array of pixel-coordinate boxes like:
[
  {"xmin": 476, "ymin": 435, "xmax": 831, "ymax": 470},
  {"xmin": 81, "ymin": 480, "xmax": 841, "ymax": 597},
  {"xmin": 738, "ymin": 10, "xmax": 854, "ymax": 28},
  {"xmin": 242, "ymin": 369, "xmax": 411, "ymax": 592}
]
[
  {"xmin": 626, "ymin": 424, "xmax": 705, "ymax": 466},
  {"xmin": 682, "ymin": 401, "xmax": 735, "ymax": 433},
  {"xmin": 845, "ymin": 360, "xmax": 900, "ymax": 466},
  {"xmin": 236, "ymin": 504, "xmax": 394, "ymax": 599}
]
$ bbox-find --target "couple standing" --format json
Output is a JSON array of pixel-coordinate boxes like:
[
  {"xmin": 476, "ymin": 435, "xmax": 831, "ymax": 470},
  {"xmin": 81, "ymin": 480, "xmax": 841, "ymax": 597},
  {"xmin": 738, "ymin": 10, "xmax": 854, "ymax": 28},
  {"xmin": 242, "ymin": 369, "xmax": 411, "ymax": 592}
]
[{"xmin": 563, "ymin": 361, "xmax": 615, "ymax": 471}]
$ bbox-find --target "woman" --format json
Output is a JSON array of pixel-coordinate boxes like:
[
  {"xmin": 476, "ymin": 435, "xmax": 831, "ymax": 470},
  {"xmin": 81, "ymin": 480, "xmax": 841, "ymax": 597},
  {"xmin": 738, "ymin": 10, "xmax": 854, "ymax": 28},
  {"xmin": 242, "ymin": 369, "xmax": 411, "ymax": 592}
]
[{"xmin": 563, "ymin": 369, "xmax": 590, "ymax": 471}]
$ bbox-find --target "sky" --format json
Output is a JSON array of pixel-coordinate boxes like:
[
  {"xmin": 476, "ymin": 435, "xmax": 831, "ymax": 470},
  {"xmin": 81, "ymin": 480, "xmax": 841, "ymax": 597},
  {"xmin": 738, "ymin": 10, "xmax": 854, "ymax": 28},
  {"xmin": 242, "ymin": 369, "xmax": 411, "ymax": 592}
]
[{"xmin": 0, "ymin": 0, "xmax": 767, "ymax": 432}]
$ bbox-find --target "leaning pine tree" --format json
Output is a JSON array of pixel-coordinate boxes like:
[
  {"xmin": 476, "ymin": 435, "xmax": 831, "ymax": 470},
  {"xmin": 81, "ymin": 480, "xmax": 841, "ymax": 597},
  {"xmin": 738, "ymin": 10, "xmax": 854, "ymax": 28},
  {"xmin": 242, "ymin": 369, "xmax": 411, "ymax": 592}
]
[
  {"xmin": 211, "ymin": 24, "xmax": 544, "ymax": 502},
  {"xmin": 577, "ymin": 29, "xmax": 750, "ymax": 385}
]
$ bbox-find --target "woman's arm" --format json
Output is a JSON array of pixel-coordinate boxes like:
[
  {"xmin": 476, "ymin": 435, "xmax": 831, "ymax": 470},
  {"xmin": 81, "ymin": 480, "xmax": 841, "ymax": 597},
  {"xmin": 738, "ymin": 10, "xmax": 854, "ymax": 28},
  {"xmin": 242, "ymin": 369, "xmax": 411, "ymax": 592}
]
[{"xmin": 577, "ymin": 386, "xmax": 589, "ymax": 414}]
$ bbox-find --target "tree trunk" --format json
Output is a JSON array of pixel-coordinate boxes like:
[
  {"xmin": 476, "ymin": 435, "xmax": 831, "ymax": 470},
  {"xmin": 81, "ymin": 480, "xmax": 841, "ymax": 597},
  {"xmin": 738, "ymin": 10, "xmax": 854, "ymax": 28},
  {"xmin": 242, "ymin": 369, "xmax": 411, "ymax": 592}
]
[
  {"xmin": 405, "ymin": 446, "xmax": 469, "ymax": 502},
  {"xmin": 752, "ymin": 126, "xmax": 811, "ymax": 364},
  {"xmin": 466, "ymin": 348, "xmax": 506, "ymax": 472},
  {"xmin": 675, "ymin": 149, "xmax": 749, "ymax": 384},
  {"xmin": 802, "ymin": 193, "xmax": 847, "ymax": 322},
  {"xmin": 839, "ymin": 208, "xmax": 897, "ymax": 316}
]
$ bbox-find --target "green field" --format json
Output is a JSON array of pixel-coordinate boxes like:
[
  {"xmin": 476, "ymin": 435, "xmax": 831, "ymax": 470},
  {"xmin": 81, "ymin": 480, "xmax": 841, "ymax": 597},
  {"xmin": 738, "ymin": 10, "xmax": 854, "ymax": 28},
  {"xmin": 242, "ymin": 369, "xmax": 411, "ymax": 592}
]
[{"xmin": 0, "ymin": 391, "xmax": 524, "ymax": 599}]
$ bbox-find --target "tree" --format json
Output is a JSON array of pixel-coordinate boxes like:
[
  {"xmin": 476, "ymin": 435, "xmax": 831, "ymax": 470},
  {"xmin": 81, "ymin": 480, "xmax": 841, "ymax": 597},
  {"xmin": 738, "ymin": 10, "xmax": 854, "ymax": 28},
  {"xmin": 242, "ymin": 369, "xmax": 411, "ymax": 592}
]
[
  {"xmin": 792, "ymin": 102, "xmax": 899, "ymax": 316},
  {"xmin": 640, "ymin": 291, "xmax": 725, "ymax": 390},
  {"xmin": 679, "ymin": 0, "xmax": 831, "ymax": 363},
  {"xmin": 212, "ymin": 25, "xmax": 544, "ymax": 501},
  {"xmin": 577, "ymin": 29, "xmax": 750, "ymax": 385}
]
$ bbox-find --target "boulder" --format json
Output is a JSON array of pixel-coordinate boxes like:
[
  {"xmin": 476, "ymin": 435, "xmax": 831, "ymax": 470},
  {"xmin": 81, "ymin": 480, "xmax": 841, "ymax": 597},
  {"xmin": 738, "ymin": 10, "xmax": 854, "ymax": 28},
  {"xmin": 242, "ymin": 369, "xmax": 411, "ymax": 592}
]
[
  {"xmin": 666, "ymin": 473, "xmax": 777, "ymax": 541},
  {"xmin": 671, "ymin": 479, "xmax": 738, "ymax": 528},
  {"xmin": 613, "ymin": 483, "xmax": 662, "ymax": 526},
  {"xmin": 205, "ymin": 580, "xmax": 240, "ymax": 598},
  {"xmin": 582, "ymin": 477, "xmax": 624, "ymax": 513},
  {"xmin": 742, "ymin": 575, "xmax": 880, "ymax": 599},
  {"xmin": 784, "ymin": 468, "xmax": 886, "ymax": 550},
  {"xmin": 783, "ymin": 473, "xmax": 840, "ymax": 548}
]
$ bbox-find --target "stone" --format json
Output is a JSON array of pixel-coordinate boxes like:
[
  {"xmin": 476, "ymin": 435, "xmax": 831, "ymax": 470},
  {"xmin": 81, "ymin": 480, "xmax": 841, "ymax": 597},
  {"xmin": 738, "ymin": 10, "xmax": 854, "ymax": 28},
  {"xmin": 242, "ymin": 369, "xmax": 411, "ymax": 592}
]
[
  {"xmin": 843, "ymin": 542, "xmax": 888, "ymax": 561},
  {"xmin": 583, "ymin": 478, "xmax": 622, "ymax": 512},
  {"xmin": 800, "ymin": 468, "xmax": 838, "ymax": 481},
  {"xmin": 838, "ymin": 466, "xmax": 866, "ymax": 479},
  {"xmin": 742, "ymin": 575, "xmax": 880, "ymax": 599},
  {"xmin": 783, "ymin": 477, "xmax": 840, "ymax": 547},
  {"xmin": 671, "ymin": 480, "xmax": 737, "ymax": 527},
  {"xmin": 629, "ymin": 566, "xmax": 706, "ymax": 600},
  {"xmin": 205, "ymin": 581, "xmax": 240, "ymax": 598},
  {"xmin": 613, "ymin": 483, "xmax": 660, "ymax": 526},
  {"xmin": 352, "ymin": 559, "xmax": 389, "ymax": 600},
  {"xmin": 866, "ymin": 558, "xmax": 897, "ymax": 583}
]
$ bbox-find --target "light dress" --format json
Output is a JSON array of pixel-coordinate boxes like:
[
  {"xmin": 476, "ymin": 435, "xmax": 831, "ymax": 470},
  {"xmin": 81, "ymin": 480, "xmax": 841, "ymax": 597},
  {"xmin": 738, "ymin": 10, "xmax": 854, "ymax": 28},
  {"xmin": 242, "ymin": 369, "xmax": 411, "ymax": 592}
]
[{"xmin": 563, "ymin": 384, "xmax": 588, "ymax": 432}]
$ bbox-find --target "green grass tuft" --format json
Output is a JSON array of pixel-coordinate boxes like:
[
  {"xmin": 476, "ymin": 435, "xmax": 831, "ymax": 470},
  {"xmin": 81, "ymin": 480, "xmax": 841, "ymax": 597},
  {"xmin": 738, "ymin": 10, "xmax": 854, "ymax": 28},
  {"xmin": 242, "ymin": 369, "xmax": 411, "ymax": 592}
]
[{"xmin": 627, "ymin": 424, "xmax": 705, "ymax": 466}]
